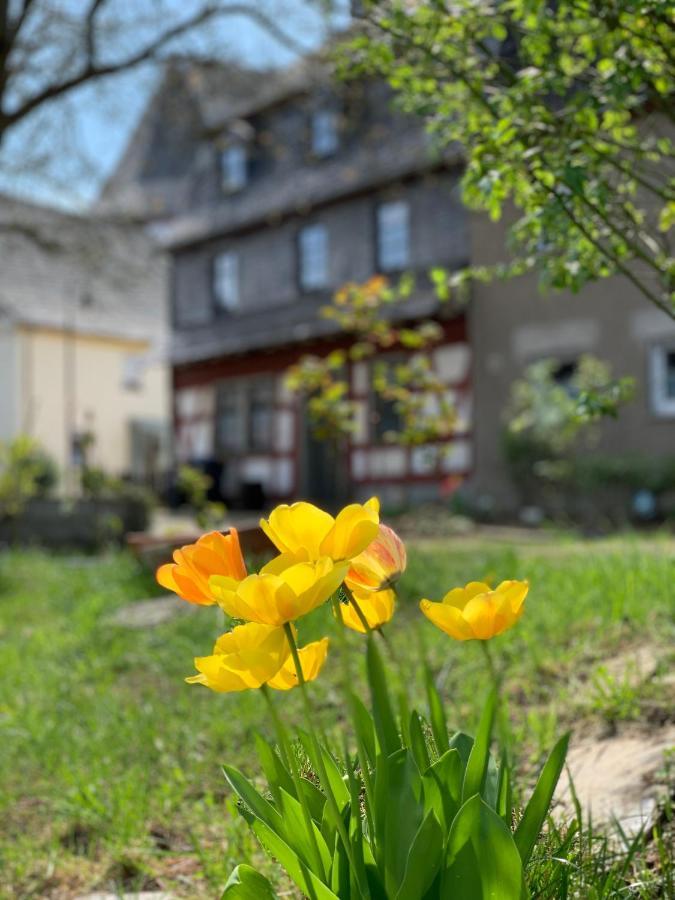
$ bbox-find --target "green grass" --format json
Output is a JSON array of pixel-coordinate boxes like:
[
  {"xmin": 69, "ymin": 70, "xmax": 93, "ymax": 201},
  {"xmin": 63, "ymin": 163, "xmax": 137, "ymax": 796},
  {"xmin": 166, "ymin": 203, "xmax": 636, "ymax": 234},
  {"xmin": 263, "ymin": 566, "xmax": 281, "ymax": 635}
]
[{"xmin": 0, "ymin": 534, "xmax": 673, "ymax": 898}]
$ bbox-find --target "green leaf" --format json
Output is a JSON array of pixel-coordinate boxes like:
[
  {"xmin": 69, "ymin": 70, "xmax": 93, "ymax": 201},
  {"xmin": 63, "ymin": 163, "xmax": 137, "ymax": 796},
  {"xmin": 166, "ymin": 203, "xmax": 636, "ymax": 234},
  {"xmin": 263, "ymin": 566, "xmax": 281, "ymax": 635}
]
[
  {"xmin": 514, "ymin": 732, "xmax": 570, "ymax": 865},
  {"xmin": 443, "ymin": 795, "xmax": 523, "ymax": 899},
  {"xmin": 223, "ymin": 765, "xmax": 284, "ymax": 834},
  {"xmin": 351, "ymin": 691, "xmax": 377, "ymax": 768},
  {"xmin": 277, "ymin": 787, "xmax": 332, "ymax": 878},
  {"xmin": 422, "ymin": 748, "xmax": 462, "ymax": 831},
  {"xmin": 254, "ymin": 733, "xmax": 294, "ymax": 806},
  {"xmin": 366, "ymin": 636, "xmax": 401, "ymax": 756},
  {"xmin": 424, "ymin": 665, "xmax": 449, "ymax": 755},
  {"xmin": 251, "ymin": 818, "xmax": 340, "ymax": 900},
  {"xmin": 462, "ymin": 690, "xmax": 496, "ymax": 802},
  {"xmin": 448, "ymin": 731, "xmax": 473, "ymax": 771},
  {"xmin": 297, "ymin": 730, "xmax": 350, "ymax": 813},
  {"xmin": 409, "ymin": 711, "xmax": 431, "ymax": 772},
  {"xmin": 374, "ymin": 749, "xmax": 425, "ymax": 897},
  {"xmin": 395, "ymin": 810, "xmax": 443, "ymax": 900},
  {"xmin": 497, "ymin": 751, "xmax": 513, "ymax": 824},
  {"xmin": 221, "ymin": 864, "xmax": 277, "ymax": 899},
  {"xmin": 301, "ymin": 776, "xmax": 328, "ymax": 824}
]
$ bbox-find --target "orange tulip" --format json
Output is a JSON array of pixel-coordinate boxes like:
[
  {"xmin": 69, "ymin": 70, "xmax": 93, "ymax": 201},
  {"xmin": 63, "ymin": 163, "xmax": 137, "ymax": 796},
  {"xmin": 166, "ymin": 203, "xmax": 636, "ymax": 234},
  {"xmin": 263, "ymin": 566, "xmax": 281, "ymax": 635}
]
[{"xmin": 156, "ymin": 529, "xmax": 247, "ymax": 606}]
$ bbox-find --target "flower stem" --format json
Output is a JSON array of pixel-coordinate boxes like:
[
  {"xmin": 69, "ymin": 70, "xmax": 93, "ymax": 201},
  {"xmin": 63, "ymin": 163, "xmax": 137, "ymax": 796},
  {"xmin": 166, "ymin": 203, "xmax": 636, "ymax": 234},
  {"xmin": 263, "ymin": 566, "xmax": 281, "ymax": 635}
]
[
  {"xmin": 283, "ymin": 621, "xmax": 371, "ymax": 899},
  {"xmin": 259, "ymin": 684, "xmax": 324, "ymax": 877},
  {"xmin": 480, "ymin": 639, "xmax": 499, "ymax": 689},
  {"xmin": 343, "ymin": 584, "xmax": 372, "ymax": 634},
  {"xmin": 330, "ymin": 597, "xmax": 375, "ymax": 839}
]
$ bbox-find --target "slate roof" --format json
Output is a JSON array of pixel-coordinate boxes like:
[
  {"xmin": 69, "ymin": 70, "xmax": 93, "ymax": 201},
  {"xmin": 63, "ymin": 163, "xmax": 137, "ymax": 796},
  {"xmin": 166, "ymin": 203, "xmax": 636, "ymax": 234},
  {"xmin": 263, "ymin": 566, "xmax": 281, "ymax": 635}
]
[{"xmin": 0, "ymin": 194, "xmax": 167, "ymax": 344}]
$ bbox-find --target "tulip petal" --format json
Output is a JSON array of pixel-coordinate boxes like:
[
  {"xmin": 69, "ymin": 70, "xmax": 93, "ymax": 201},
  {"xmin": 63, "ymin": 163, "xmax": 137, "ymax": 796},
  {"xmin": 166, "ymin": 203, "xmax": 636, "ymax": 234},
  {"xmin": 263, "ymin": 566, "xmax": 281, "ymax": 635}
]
[
  {"xmin": 156, "ymin": 563, "xmax": 180, "ymax": 593},
  {"xmin": 260, "ymin": 502, "xmax": 334, "ymax": 558},
  {"xmin": 441, "ymin": 587, "xmax": 470, "ymax": 608},
  {"xmin": 419, "ymin": 599, "xmax": 474, "ymax": 640},
  {"xmin": 340, "ymin": 588, "xmax": 395, "ymax": 633},
  {"xmin": 267, "ymin": 638, "xmax": 329, "ymax": 690},
  {"xmin": 320, "ymin": 503, "xmax": 379, "ymax": 561},
  {"xmin": 461, "ymin": 594, "xmax": 496, "ymax": 640},
  {"xmin": 464, "ymin": 582, "xmax": 492, "ymax": 600}
]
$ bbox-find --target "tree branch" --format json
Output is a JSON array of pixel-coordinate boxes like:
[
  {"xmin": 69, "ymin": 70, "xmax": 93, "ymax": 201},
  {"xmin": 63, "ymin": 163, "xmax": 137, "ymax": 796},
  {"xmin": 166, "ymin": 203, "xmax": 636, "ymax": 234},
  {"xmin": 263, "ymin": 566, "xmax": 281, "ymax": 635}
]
[{"xmin": 2, "ymin": 2, "xmax": 310, "ymax": 130}]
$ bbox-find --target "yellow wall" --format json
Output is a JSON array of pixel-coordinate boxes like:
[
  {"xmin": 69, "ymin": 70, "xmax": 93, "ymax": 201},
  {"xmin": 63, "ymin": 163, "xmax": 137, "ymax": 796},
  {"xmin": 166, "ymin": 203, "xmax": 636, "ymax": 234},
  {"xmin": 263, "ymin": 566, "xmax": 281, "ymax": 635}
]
[{"xmin": 18, "ymin": 326, "xmax": 169, "ymax": 477}]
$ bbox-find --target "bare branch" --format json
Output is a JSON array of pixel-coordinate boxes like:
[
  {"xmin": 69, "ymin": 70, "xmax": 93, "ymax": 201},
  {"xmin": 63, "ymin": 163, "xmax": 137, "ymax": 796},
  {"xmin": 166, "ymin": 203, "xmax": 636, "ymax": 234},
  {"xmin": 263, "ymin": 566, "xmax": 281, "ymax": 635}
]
[{"xmin": 2, "ymin": 2, "xmax": 311, "ymax": 133}]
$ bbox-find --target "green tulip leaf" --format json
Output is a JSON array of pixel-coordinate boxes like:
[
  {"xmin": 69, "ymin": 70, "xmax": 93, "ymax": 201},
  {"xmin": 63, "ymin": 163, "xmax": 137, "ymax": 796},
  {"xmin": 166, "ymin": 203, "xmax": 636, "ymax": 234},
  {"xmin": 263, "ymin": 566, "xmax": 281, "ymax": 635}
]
[
  {"xmin": 251, "ymin": 818, "xmax": 340, "ymax": 900},
  {"xmin": 424, "ymin": 665, "xmax": 449, "ymax": 755},
  {"xmin": 277, "ymin": 787, "xmax": 332, "ymax": 878},
  {"xmin": 221, "ymin": 864, "xmax": 277, "ymax": 899},
  {"xmin": 350, "ymin": 691, "xmax": 377, "ymax": 768},
  {"xmin": 374, "ymin": 748, "xmax": 425, "ymax": 896},
  {"xmin": 395, "ymin": 809, "xmax": 443, "ymax": 900},
  {"xmin": 254, "ymin": 733, "xmax": 294, "ymax": 805},
  {"xmin": 422, "ymin": 748, "xmax": 462, "ymax": 831},
  {"xmin": 514, "ymin": 732, "xmax": 570, "ymax": 865},
  {"xmin": 367, "ymin": 636, "xmax": 401, "ymax": 756},
  {"xmin": 409, "ymin": 710, "xmax": 431, "ymax": 772},
  {"xmin": 462, "ymin": 690, "xmax": 497, "ymax": 802},
  {"xmin": 223, "ymin": 765, "xmax": 285, "ymax": 834},
  {"xmin": 443, "ymin": 795, "xmax": 523, "ymax": 899}
]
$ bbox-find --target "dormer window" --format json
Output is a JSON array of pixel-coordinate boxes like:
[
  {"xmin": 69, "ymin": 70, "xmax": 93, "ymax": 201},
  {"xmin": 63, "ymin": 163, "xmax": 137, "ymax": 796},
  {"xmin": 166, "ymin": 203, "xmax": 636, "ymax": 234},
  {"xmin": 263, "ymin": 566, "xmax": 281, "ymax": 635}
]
[
  {"xmin": 649, "ymin": 344, "xmax": 675, "ymax": 417},
  {"xmin": 377, "ymin": 200, "xmax": 411, "ymax": 271},
  {"xmin": 299, "ymin": 224, "xmax": 329, "ymax": 291},
  {"xmin": 213, "ymin": 251, "xmax": 240, "ymax": 311},
  {"xmin": 311, "ymin": 109, "xmax": 339, "ymax": 158},
  {"xmin": 220, "ymin": 145, "xmax": 247, "ymax": 193}
]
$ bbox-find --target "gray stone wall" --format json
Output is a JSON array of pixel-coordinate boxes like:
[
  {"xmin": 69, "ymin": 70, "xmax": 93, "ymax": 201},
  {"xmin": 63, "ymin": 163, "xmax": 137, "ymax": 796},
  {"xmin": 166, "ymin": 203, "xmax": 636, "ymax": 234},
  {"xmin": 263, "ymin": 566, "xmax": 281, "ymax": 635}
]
[{"xmin": 171, "ymin": 171, "xmax": 468, "ymax": 349}]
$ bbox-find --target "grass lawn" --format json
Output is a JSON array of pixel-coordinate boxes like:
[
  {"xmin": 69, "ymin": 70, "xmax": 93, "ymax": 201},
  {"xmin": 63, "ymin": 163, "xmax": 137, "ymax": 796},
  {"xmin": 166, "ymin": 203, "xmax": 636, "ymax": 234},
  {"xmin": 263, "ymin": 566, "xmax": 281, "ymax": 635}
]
[{"xmin": 0, "ymin": 532, "xmax": 673, "ymax": 898}]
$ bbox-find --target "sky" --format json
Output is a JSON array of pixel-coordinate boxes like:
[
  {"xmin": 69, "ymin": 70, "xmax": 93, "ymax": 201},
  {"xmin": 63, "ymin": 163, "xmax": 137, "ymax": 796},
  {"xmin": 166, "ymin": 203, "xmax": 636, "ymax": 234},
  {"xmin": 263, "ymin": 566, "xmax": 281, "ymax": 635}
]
[{"xmin": 0, "ymin": 0, "xmax": 350, "ymax": 211}]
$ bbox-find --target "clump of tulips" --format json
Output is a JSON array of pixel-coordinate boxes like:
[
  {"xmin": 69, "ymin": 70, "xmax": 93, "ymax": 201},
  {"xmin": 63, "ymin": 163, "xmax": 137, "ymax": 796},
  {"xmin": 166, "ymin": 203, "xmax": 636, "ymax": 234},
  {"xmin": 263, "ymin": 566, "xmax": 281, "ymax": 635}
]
[{"xmin": 158, "ymin": 498, "xmax": 568, "ymax": 899}]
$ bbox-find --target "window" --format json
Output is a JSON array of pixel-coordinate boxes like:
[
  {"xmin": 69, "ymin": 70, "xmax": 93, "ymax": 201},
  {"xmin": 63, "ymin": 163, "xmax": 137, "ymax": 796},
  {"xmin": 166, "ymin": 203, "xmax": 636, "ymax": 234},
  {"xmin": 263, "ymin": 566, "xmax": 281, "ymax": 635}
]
[
  {"xmin": 122, "ymin": 354, "xmax": 144, "ymax": 391},
  {"xmin": 552, "ymin": 360, "xmax": 579, "ymax": 397},
  {"xmin": 215, "ymin": 382, "xmax": 245, "ymax": 453},
  {"xmin": 215, "ymin": 378, "xmax": 275, "ymax": 455},
  {"xmin": 377, "ymin": 201, "xmax": 410, "ymax": 272},
  {"xmin": 213, "ymin": 252, "xmax": 240, "ymax": 312},
  {"xmin": 299, "ymin": 224, "xmax": 329, "ymax": 291},
  {"xmin": 373, "ymin": 392, "xmax": 402, "ymax": 442},
  {"xmin": 371, "ymin": 357, "xmax": 404, "ymax": 442},
  {"xmin": 249, "ymin": 379, "xmax": 275, "ymax": 451},
  {"xmin": 220, "ymin": 145, "xmax": 247, "ymax": 192},
  {"xmin": 311, "ymin": 109, "xmax": 339, "ymax": 157},
  {"xmin": 649, "ymin": 345, "xmax": 675, "ymax": 417}
]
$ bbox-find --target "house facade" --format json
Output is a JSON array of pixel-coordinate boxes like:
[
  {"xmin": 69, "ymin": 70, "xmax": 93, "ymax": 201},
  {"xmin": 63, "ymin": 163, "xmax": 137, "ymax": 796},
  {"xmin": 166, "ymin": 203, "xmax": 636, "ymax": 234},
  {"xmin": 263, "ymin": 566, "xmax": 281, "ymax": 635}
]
[
  {"xmin": 102, "ymin": 58, "xmax": 674, "ymax": 512},
  {"xmin": 0, "ymin": 195, "xmax": 171, "ymax": 486}
]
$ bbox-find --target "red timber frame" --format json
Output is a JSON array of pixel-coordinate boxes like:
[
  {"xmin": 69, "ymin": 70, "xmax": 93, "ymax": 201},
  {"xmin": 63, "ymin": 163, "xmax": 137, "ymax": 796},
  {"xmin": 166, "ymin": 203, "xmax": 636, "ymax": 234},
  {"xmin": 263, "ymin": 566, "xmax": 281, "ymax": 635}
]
[{"xmin": 172, "ymin": 315, "xmax": 470, "ymax": 501}]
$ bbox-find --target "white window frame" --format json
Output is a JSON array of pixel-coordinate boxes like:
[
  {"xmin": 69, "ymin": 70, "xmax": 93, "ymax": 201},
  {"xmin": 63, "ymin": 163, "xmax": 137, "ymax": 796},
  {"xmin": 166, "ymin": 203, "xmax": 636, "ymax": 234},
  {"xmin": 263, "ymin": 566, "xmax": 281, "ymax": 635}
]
[
  {"xmin": 311, "ymin": 109, "xmax": 339, "ymax": 158},
  {"xmin": 299, "ymin": 224, "xmax": 329, "ymax": 291},
  {"xmin": 213, "ymin": 251, "xmax": 240, "ymax": 312},
  {"xmin": 220, "ymin": 145, "xmax": 247, "ymax": 192},
  {"xmin": 649, "ymin": 343, "xmax": 675, "ymax": 418},
  {"xmin": 377, "ymin": 200, "xmax": 410, "ymax": 271}
]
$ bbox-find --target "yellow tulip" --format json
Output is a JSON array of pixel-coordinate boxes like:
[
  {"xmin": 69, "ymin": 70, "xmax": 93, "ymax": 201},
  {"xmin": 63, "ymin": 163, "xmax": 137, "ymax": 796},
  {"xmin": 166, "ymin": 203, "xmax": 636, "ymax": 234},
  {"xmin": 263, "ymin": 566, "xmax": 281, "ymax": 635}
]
[
  {"xmin": 186, "ymin": 622, "xmax": 291, "ymax": 692},
  {"xmin": 338, "ymin": 587, "xmax": 395, "ymax": 633},
  {"xmin": 260, "ymin": 498, "xmax": 380, "ymax": 564},
  {"xmin": 267, "ymin": 638, "xmax": 330, "ymax": 690},
  {"xmin": 345, "ymin": 524, "xmax": 407, "ymax": 593},
  {"xmin": 156, "ymin": 529, "xmax": 247, "ymax": 606},
  {"xmin": 419, "ymin": 580, "xmax": 528, "ymax": 641},
  {"xmin": 210, "ymin": 557, "xmax": 348, "ymax": 626}
]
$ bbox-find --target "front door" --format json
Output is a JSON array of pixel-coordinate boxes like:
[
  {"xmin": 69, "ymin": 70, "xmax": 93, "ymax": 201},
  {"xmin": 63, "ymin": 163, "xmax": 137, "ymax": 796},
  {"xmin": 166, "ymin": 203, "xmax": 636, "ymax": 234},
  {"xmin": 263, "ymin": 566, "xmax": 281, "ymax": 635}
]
[{"xmin": 299, "ymin": 406, "xmax": 349, "ymax": 508}]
